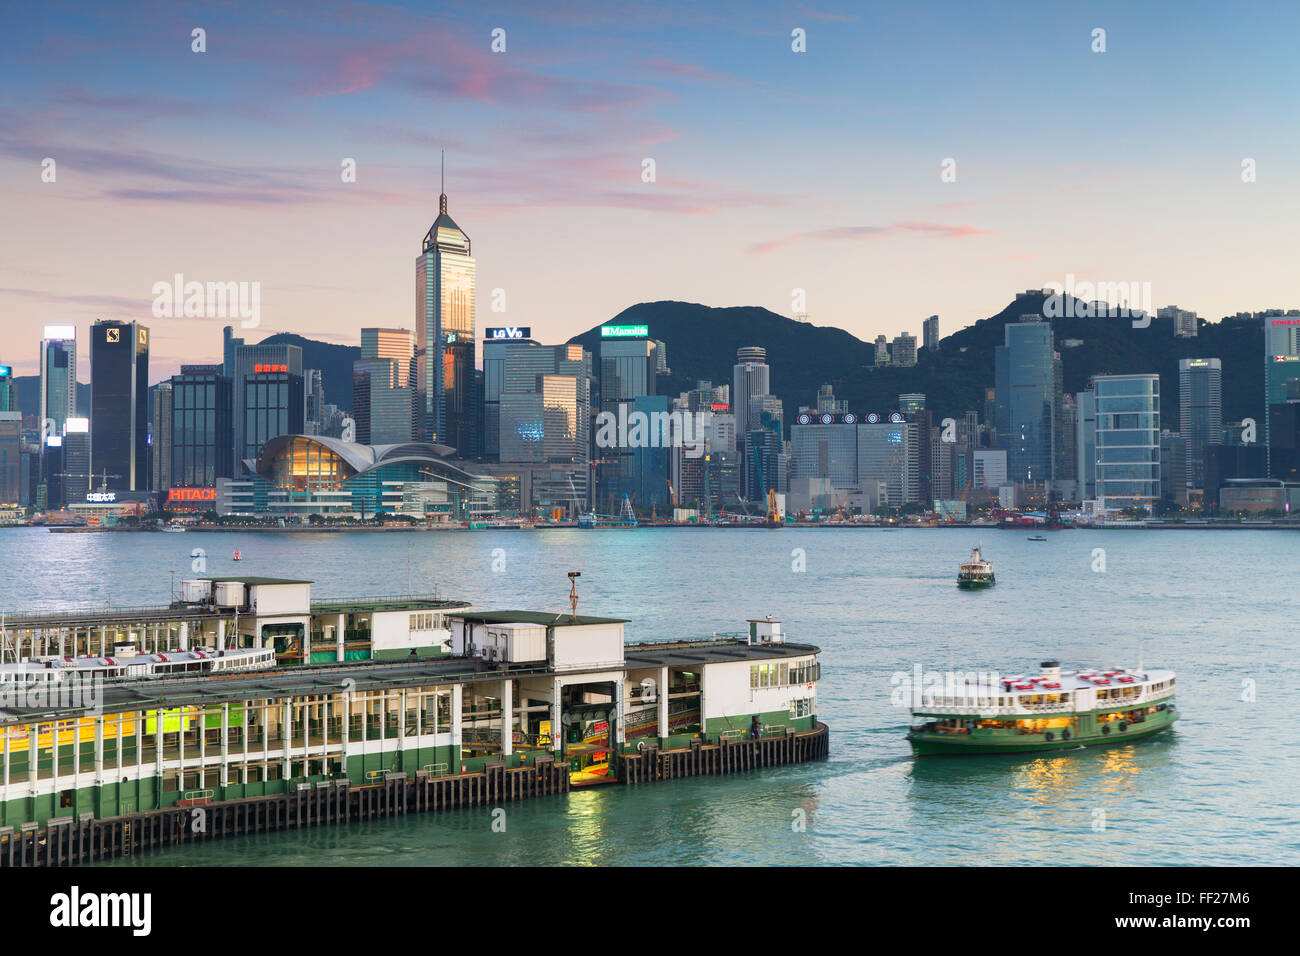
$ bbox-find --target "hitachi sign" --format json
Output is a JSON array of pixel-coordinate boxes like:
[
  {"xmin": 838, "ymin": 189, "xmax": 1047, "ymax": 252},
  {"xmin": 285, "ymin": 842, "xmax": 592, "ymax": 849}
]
[{"xmin": 485, "ymin": 327, "xmax": 531, "ymax": 340}]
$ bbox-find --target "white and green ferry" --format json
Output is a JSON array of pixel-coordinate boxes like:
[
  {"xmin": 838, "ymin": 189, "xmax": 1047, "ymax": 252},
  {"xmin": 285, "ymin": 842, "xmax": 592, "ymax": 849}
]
[{"xmin": 907, "ymin": 660, "xmax": 1177, "ymax": 755}]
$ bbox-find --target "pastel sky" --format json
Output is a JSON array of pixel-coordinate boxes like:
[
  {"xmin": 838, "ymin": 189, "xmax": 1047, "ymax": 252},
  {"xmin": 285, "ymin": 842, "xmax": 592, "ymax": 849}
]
[{"xmin": 2, "ymin": 0, "xmax": 1297, "ymax": 382}]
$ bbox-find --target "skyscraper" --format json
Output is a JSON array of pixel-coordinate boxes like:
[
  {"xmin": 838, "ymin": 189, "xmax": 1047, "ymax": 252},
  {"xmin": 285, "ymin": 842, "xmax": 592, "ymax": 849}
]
[
  {"xmin": 994, "ymin": 318, "xmax": 1060, "ymax": 484},
  {"xmin": 923, "ymin": 314, "xmax": 939, "ymax": 352},
  {"xmin": 0, "ymin": 412, "xmax": 20, "ymax": 504},
  {"xmin": 598, "ymin": 332, "xmax": 657, "ymax": 506},
  {"xmin": 1094, "ymin": 374, "xmax": 1160, "ymax": 513},
  {"xmin": 416, "ymin": 174, "xmax": 477, "ymax": 456},
  {"xmin": 170, "ymin": 365, "xmax": 233, "ymax": 487},
  {"xmin": 229, "ymin": 339, "xmax": 302, "ymax": 469},
  {"xmin": 241, "ymin": 365, "xmax": 304, "ymax": 463},
  {"xmin": 39, "ymin": 326, "xmax": 77, "ymax": 439},
  {"xmin": 354, "ymin": 328, "xmax": 415, "ymax": 444},
  {"xmin": 1264, "ymin": 312, "xmax": 1300, "ymax": 475},
  {"xmin": 149, "ymin": 380, "xmax": 173, "ymax": 492},
  {"xmin": 1076, "ymin": 387, "xmax": 1097, "ymax": 500},
  {"xmin": 0, "ymin": 364, "xmax": 13, "ymax": 413},
  {"xmin": 1178, "ymin": 358, "xmax": 1222, "ymax": 494},
  {"xmin": 732, "ymin": 346, "xmax": 772, "ymax": 494},
  {"xmin": 732, "ymin": 347, "xmax": 770, "ymax": 438},
  {"xmin": 90, "ymin": 319, "xmax": 149, "ymax": 491}
]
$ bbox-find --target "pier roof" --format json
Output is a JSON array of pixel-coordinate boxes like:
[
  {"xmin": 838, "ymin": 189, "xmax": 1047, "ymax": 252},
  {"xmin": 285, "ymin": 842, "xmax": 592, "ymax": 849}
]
[
  {"xmin": 455, "ymin": 610, "xmax": 630, "ymax": 626},
  {"xmin": 199, "ymin": 576, "xmax": 313, "ymax": 585},
  {"xmin": 624, "ymin": 639, "xmax": 819, "ymax": 669},
  {"xmin": 0, "ymin": 658, "xmax": 503, "ymax": 720}
]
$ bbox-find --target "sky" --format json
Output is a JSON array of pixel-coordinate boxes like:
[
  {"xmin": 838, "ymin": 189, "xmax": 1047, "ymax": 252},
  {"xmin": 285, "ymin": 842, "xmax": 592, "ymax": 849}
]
[{"xmin": 1, "ymin": 0, "xmax": 1298, "ymax": 381}]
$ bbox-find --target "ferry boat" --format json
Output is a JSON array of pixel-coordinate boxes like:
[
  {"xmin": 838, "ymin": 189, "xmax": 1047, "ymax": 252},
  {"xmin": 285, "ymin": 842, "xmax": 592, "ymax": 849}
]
[
  {"xmin": 907, "ymin": 660, "xmax": 1178, "ymax": 755},
  {"xmin": 956, "ymin": 544, "xmax": 995, "ymax": 588}
]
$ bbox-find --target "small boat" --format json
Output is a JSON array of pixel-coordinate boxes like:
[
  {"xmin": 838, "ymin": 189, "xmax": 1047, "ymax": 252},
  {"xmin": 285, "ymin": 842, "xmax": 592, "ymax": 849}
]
[
  {"xmin": 1027, "ymin": 534, "xmax": 1047, "ymax": 541},
  {"xmin": 957, "ymin": 544, "xmax": 995, "ymax": 589},
  {"xmin": 907, "ymin": 660, "xmax": 1178, "ymax": 755},
  {"xmin": 233, "ymin": 549, "xmax": 243, "ymax": 561},
  {"xmin": 162, "ymin": 523, "xmax": 187, "ymax": 533}
]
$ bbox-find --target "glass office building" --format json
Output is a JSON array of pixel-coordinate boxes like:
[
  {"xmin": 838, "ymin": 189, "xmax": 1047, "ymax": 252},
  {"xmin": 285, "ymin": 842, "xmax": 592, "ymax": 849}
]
[
  {"xmin": 1075, "ymin": 388, "xmax": 1098, "ymax": 500},
  {"xmin": 416, "ymin": 191, "xmax": 477, "ymax": 456},
  {"xmin": 1094, "ymin": 374, "xmax": 1161, "ymax": 511},
  {"xmin": 149, "ymin": 380, "xmax": 172, "ymax": 492},
  {"xmin": 39, "ymin": 326, "xmax": 77, "ymax": 438},
  {"xmin": 226, "ymin": 339, "xmax": 303, "ymax": 469},
  {"xmin": 354, "ymin": 328, "xmax": 415, "ymax": 445},
  {"xmin": 994, "ymin": 319, "xmax": 1061, "ymax": 484},
  {"xmin": 1178, "ymin": 358, "xmax": 1222, "ymax": 492},
  {"xmin": 789, "ymin": 419, "xmax": 859, "ymax": 487},
  {"xmin": 90, "ymin": 319, "xmax": 150, "ymax": 491},
  {"xmin": 241, "ymin": 368, "xmax": 305, "ymax": 465},
  {"xmin": 857, "ymin": 421, "xmax": 917, "ymax": 507},
  {"xmin": 598, "ymin": 336, "xmax": 657, "ymax": 503},
  {"xmin": 170, "ymin": 365, "xmax": 233, "ymax": 487}
]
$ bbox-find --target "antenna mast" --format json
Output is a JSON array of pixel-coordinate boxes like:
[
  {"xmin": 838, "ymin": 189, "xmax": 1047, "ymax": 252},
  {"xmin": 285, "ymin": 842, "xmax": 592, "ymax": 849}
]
[{"xmin": 567, "ymin": 571, "xmax": 581, "ymax": 622}]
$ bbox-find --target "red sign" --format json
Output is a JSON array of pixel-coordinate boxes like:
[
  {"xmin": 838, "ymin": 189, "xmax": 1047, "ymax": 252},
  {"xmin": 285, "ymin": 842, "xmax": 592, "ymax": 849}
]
[
  {"xmin": 254, "ymin": 364, "xmax": 288, "ymax": 374},
  {"xmin": 168, "ymin": 487, "xmax": 217, "ymax": 502}
]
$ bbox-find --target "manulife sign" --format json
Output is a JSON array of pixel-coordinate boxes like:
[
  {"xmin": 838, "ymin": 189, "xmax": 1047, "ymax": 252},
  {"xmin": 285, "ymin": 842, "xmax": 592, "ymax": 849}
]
[{"xmin": 600, "ymin": 325, "xmax": 649, "ymax": 338}]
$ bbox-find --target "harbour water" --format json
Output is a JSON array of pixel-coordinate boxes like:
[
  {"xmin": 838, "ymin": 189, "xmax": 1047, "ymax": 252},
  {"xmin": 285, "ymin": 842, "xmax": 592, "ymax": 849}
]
[{"xmin": 0, "ymin": 526, "xmax": 1295, "ymax": 866}]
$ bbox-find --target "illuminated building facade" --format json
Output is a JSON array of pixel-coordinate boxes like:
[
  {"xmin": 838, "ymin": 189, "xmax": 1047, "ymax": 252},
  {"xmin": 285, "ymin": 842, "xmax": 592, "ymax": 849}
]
[
  {"xmin": 416, "ymin": 190, "xmax": 477, "ymax": 456},
  {"xmin": 223, "ymin": 435, "xmax": 491, "ymax": 519}
]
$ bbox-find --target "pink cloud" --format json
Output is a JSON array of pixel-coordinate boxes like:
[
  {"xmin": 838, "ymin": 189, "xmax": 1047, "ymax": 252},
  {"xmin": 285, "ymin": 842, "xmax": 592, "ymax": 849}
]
[
  {"xmin": 749, "ymin": 221, "xmax": 993, "ymax": 255},
  {"xmin": 640, "ymin": 57, "xmax": 753, "ymax": 87}
]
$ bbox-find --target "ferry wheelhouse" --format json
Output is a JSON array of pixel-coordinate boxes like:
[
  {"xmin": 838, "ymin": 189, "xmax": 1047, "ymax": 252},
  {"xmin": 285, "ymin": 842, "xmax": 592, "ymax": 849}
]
[
  {"xmin": 956, "ymin": 544, "xmax": 995, "ymax": 589},
  {"xmin": 907, "ymin": 660, "xmax": 1177, "ymax": 755}
]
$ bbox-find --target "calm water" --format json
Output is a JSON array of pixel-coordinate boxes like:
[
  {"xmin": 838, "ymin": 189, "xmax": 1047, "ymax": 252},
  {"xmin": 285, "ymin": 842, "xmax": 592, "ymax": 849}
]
[{"xmin": 1, "ymin": 526, "xmax": 1296, "ymax": 866}]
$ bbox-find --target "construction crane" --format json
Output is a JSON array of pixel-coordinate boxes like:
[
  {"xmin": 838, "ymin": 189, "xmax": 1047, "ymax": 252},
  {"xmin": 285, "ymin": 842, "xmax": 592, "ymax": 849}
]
[{"xmin": 94, "ymin": 468, "xmax": 121, "ymax": 493}]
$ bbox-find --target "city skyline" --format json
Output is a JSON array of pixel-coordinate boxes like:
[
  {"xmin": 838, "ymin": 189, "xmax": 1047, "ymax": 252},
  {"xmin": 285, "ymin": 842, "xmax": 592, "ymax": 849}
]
[{"xmin": 4, "ymin": 1, "xmax": 1300, "ymax": 377}]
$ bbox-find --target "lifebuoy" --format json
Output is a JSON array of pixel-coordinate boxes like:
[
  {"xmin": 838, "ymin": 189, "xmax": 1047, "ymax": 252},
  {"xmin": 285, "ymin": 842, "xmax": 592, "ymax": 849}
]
[
  {"xmin": 1062, "ymin": 729, "xmax": 1071, "ymax": 740},
  {"xmin": 1118, "ymin": 722, "xmax": 1128, "ymax": 732},
  {"xmin": 1102, "ymin": 725, "xmax": 1111, "ymax": 734},
  {"xmin": 1045, "ymin": 731, "xmax": 1055, "ymax": 741}
]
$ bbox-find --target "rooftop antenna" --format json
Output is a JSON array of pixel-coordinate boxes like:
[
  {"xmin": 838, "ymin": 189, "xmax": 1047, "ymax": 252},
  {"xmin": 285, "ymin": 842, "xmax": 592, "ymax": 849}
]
[
  {"xmin": 568, "ymin": 571, "xmax": 581, "ymax": 622},
  {"xmin": 439, "ymin": 150, "xmax": 447, "ymax": 214}
]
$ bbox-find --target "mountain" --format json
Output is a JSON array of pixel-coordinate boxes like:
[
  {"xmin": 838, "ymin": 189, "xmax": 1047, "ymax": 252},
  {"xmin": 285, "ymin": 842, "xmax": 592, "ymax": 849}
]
[
  {"xmin": 257, "ymin": 332, "xmax": 360, "ymax": 414},
  {"xmin": 570, "ymin": 298, "xmax": 1266, "ymax": 428}
]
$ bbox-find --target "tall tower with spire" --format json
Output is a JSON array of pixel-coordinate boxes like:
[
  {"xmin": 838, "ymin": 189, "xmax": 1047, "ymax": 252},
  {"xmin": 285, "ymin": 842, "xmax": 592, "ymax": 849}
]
[{"xmin": 416, "ymin": 153, "xmax": 478, "ymax": 455}]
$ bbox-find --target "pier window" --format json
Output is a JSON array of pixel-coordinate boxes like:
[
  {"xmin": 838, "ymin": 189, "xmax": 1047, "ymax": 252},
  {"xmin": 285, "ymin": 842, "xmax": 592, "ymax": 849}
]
[{"xmin": 752, "ymin": 659, "xmax": 820, "ymax": 689}]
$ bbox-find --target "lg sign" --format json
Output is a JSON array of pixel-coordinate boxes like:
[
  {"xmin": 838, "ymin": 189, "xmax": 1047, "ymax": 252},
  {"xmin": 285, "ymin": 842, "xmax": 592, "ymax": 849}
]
[{"xmin": 485, "ymin": 327, "xmax": 530, "ymax": 340}]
